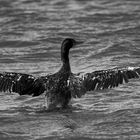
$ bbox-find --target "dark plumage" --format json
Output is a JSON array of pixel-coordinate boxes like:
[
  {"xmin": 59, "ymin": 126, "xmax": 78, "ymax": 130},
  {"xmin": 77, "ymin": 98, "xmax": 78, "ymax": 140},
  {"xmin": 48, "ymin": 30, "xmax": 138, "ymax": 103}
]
[{"xmin": 0, "ymin": 38, "xmax": 140, "ymax": 110}]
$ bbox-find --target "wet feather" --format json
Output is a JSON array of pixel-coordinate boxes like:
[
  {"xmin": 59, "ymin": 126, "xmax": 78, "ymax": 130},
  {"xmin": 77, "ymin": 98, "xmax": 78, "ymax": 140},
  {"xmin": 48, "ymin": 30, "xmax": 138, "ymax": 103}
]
[{"xmin": 0, "ymin": 38, "xmax": 140, "ymax": 110}]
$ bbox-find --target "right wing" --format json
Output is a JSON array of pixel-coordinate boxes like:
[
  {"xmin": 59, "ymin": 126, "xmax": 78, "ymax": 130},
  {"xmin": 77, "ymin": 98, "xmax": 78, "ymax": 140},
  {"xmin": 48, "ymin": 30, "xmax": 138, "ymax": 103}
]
[
  {"xmin": 0, "ymin": 72, "xmax": 46, "ymax": 96},
  {"xmin": 68, "ymin": 67, "xmax": 140, "ymax": 98}
]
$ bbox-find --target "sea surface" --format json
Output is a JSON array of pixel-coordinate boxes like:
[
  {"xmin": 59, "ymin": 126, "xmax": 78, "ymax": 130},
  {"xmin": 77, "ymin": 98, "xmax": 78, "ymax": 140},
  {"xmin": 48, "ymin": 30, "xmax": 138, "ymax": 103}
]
[{"xmin": 0, "ymin": 0, "xmax": 140, "ymax": 140}]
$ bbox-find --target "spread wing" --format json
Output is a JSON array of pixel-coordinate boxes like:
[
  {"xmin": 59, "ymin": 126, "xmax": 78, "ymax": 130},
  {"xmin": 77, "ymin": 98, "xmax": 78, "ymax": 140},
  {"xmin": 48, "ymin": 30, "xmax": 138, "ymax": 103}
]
[
  {"xmin": 0, "ymin": 72, "xmax": 46, "ymax": 96},
  {"xmin": 68, "ymin": 67, "xmax": 140, "ymax": 98}
]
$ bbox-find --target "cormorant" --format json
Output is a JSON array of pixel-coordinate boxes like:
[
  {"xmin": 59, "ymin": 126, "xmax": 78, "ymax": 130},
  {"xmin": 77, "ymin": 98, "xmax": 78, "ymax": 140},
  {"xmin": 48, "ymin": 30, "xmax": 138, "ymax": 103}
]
[{"xmin": 0, "ymin": 38, "xmax": 140, "ymax": 110}]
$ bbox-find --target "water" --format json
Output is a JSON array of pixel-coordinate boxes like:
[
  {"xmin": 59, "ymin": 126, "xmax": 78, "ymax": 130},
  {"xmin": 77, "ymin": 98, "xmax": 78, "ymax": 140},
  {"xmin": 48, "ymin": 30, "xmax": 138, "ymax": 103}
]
[{"xmin": 0, "ymin": 0, "xmax": 140, "ymax": 139}]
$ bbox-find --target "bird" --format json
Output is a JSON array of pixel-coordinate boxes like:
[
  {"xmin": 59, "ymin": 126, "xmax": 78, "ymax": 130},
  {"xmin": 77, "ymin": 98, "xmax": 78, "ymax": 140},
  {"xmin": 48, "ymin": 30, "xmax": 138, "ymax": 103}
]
[{"xmin": 0, "ymin": 38, "xmax": 140, "ymax": 110}]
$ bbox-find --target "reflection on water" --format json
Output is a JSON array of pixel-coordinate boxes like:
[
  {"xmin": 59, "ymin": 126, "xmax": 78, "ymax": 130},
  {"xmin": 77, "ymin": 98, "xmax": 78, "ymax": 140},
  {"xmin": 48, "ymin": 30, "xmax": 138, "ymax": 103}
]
[{"xmin": 0, "ymin": 0, "xmax": 140, "ymax": 139}]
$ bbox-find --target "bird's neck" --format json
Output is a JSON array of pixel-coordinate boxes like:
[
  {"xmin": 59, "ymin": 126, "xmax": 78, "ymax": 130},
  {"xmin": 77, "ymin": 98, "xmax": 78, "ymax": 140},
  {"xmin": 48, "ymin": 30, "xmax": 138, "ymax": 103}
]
[
  {"xmin": 60, "ymin": 61, "xmax": 71, "ymax": 73},
  {"xmin": 61, "ymin": 49, "xmax": 69, "ymax": 62},
  {"xmin": 60, "ymin": 50, "xmax": 71, "ymax": 72}
]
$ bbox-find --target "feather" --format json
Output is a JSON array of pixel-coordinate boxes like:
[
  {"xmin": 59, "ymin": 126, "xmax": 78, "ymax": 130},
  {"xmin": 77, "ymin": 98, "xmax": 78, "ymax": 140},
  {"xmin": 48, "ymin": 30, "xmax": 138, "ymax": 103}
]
[
  {"xmin": 68, "ymin": 74, "xmax": 86, "ymax": 98},
  {"xmin": 70, "ymin": 67, "xmax": 140, "ymax": 98},
  {"xmin": 0, "ymin": 38, "xmax": 140, "ymax": 110},
  {"xmin": 0, "ymin": 72, "xmax": 46, "ymax": 96}
]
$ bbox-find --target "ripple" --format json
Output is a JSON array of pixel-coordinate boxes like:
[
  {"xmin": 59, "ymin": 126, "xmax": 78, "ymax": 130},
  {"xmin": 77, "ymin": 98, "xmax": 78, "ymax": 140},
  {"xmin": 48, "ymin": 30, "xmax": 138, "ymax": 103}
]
[{"xmin": 0, "ymin": 0, "xmax": 140, "ymax": 139}]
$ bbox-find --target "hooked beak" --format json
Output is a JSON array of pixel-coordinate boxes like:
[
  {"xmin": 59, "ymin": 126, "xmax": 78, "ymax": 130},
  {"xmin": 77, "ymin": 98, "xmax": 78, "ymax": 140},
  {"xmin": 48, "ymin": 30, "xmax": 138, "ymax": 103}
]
[{"xmin": 74, "ymin": 40, "xmax": 84, "ymax": 46}]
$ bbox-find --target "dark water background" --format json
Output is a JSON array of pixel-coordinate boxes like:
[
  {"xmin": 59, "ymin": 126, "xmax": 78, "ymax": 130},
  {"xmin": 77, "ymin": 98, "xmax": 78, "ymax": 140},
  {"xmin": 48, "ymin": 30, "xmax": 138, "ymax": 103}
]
[{"xmin": 0, "ymin": 0, "xmax": 140, "ymax": 139}]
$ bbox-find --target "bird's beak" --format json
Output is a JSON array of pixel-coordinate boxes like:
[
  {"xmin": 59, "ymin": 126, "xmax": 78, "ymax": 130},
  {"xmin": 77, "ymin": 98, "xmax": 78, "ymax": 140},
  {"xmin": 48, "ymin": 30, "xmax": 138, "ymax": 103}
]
[{"xmin": 74, "ymin": 40, "xmax": 84, "ymax": 46}]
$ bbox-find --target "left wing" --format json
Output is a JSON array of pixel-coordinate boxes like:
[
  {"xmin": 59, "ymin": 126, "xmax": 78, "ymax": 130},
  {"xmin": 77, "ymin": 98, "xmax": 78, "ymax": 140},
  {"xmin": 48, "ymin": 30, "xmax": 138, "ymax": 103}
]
[
  {"xmin": 68, "ymin": 67, "xmax": 140, "ymax": 98},
  {"xmin": 0, "ymin": 72, "xmax": 45, "ymax": 96}
]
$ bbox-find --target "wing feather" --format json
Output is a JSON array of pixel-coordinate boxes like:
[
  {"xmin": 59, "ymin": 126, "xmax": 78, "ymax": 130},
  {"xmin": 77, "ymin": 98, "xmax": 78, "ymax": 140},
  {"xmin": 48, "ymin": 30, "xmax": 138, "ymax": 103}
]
[
  {"xmin": 0, "ymin": 72, "xmax": 46, "ymax": 96},
  {"xmin": 69, "ymin": 67, "xmax": 140, "ymax": 98},
  {"xmin": 85, "ymin": 67, "xmax": 140, "ymax": 90},
  {"xmin": 68, "ymin": 74, "xmax": 86, "ymax": 98}
]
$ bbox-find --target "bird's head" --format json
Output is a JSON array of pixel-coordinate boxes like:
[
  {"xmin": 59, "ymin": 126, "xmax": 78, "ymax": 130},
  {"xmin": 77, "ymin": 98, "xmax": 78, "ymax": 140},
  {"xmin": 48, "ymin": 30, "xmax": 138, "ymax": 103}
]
[
  {"xmin": 62, "ymin": 38, "xmax": 76, "ymax": 49},
  {"xmin": 61, "ymin": 38, "xmax": 83, "ymax": 63},
  {"xmin": 61, "ymin": 38, "xmax": 83, "ymax": 53}
]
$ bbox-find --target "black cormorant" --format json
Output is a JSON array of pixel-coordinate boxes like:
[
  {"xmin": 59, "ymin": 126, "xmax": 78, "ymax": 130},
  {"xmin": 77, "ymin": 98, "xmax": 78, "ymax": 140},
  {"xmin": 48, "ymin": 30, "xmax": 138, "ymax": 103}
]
[{"xmin": 0, "ymin": 38, "xmax": 140, "ymax": 110}]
